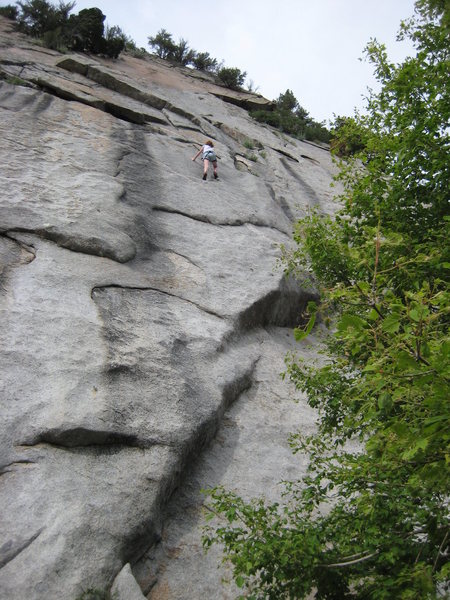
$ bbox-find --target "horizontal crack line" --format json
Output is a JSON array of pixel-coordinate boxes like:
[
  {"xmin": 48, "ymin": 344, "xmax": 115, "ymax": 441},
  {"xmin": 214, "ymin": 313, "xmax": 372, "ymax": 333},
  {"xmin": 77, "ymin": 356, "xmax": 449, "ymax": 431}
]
[
  {"xmin": 152, "ymin": 206, "xmax": 289, "ymax": 235},
  {"xmin": 91, "ymin": 283, "xmax": 224, "ymax": 320}
]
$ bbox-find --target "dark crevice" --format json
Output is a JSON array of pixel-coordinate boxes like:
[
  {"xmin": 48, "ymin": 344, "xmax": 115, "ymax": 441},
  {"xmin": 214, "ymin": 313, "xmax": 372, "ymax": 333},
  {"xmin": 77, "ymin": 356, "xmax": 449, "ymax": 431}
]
[
  {"xmin": 300, "ymin": 154, "xmax": 320, "ymax": 164},
  {"xmin": 22, "ymin": 428, "xmax": 172, "ymax": 450},
  {"xmin": 280, "ymin": 158, "xmax": 321, "ymax": 206},
  {"xmin": 152, "ymin": 206, "xmax": 289, "ymax": 236},
  {"xmin": 221, "ymin": 357, "xmax": 259, "ymax": 411},
  {"xmin": 1, "ymin": 232, "xmax": 37, "ymax": 260},
  {"xmin": 134, "ymin": 355, "xmax": 259, "ymax": 579},
  {"xmin": 91, "ymin": 284, "xmax": 225, "ymax": 321},
  {"xmin": 6, "ymin": 227, "xmax": 135, "ymax": 264},
  {"xmin": 0, "ymin": 460, "xmax": 36, "ymax": 476},
  {"xmin": 302, "ymin": 139, "xmax": 330, "ymax": 152},
  {"xmin": 0, "ymin": 528, "xmax": 44, "ymax": 569},
  {"xmin": 265, "ymin": 183, "xmax": 295, "ymax": 222},
  {"xmin": 164, "ymin": 249, "xmax": 203, "ymax": 271},
  {"xmin": 236, "ymin": 277, "xmax": 318, "ymax": 331},
  {"xmin": 153, "ymin": 205, "xmax": 212, "ymax": 224},
  {"xmin": 271, "ymin": 147, "xmax": 299, "ymax": 162}
]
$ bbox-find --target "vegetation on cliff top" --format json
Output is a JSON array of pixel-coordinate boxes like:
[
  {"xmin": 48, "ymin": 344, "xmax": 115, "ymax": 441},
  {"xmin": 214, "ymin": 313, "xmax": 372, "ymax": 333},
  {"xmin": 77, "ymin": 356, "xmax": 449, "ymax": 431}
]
[
  {"xmin": 0, "ymin": 1, "xmax": 331, "ymax": 142},
  {"xmin": 204, "ymin": 1, "xmax": 449, "ymax": 597}
]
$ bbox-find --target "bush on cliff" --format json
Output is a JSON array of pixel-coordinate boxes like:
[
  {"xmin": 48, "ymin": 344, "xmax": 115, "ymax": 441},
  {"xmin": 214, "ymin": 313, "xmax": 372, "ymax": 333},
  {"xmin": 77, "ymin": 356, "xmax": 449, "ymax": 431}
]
[
  {"xmin": 217, "ymin": 66, "xmax": 247, "ymax": 90},
  {"xmin": 191, "ymin": 51, "xmax": 218, "ymax": 72},
  {"xmin": 203, "ymin": 2, "xmax": 449, "ymax": 598},
  {"xmin": 0, "ymin": 4, "xmax": 18, "ymax": 19},
  {"xmin": 251, "ymin": 89, "xmax": 331, "ymax": 143},
  {"xmin": 9, "ymin": 0, "xmax": 125, "ymax": 56}
]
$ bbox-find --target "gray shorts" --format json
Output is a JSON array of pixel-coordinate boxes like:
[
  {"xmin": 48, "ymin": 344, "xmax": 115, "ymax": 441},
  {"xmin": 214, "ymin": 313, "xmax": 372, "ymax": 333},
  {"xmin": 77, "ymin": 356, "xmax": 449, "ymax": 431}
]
[{"xmin": 203, "ymin": 151, "xmax": 216, "ymax": 162}]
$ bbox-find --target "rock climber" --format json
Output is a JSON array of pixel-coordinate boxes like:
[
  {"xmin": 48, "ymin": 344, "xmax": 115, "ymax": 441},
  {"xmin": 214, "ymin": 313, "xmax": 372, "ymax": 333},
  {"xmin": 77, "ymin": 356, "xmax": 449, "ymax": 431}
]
[{"xmin": 192, "ymin": 140, "xmax": 219, "ymax": 180}]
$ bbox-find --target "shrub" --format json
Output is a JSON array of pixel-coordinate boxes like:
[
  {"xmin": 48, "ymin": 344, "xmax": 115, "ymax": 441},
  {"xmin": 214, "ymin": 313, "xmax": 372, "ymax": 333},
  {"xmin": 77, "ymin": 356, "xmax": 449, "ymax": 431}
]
[
  {"xmin": 250, "ymin": 109, "xmax": 281, "ymax": 128},
  {"xmin": 0, "ymin": 4, "xmax": 18, "ymax": 19},
  {"xmin": 103, "ymin": 24, "xmax": 126, "ymax": 58},
  {"xmin": 217, "ymin": 67, "xmax": 246, "ymax": 89},
  {"xmin": 147, "ymin": 28, "xmax": 176, "ymax": 59},
  {"xmin": 16, "ymin": 0, "xmax": 75, "ymax": 37},
  {"xmin": 68, "ymin": 7, "xmax": 105, "ymax": 54},
  {"xmin": 191, "ymin": 51, "xmax": 218, "ymax": 72},
  {"xmin": 204, "ymin": 3, "xmax": 450, "ymax": 597},
  {"xmin": 171, "ymin": 37, "xmax": 196, "ymax": 66}
]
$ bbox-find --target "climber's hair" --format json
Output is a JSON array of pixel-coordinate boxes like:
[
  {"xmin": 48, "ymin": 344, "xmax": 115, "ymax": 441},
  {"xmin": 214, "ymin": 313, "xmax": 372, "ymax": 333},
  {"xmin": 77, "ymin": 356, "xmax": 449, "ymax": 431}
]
[{"xmin": 205, "ymin": 140, "xmax": 214, "ymax": 146}]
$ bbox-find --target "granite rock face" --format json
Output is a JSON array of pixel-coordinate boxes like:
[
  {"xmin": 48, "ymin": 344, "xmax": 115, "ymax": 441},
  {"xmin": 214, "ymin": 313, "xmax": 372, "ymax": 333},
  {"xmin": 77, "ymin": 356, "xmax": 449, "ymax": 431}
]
[{"xmin": 0, "ymin": 17, "xmax": 340, "ymax": 599}]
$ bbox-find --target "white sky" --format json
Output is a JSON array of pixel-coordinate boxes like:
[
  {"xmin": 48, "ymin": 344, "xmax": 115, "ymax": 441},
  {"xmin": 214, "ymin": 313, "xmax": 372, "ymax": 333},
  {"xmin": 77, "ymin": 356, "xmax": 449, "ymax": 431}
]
[{"xmin": 3, "ymin": 0, "xmax": 418, "ymax": 123}]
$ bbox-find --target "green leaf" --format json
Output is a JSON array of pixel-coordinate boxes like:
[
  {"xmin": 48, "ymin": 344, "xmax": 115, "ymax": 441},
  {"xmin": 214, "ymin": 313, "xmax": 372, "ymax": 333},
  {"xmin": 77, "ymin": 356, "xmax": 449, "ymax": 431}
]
[
  {"xmin": 409, "ymin": 308, "xmax": 422, "ymax": 322},
  {"xmin": 382, "ymin": 313, "xmax": 401, "ymax": 333},
  {"xmin": 338, "ymin": 313, "xmax": 367, "ymax": 332},
  {"xmin": 378, "ymin": 392, "xmax": 393, "ymax": 411}
]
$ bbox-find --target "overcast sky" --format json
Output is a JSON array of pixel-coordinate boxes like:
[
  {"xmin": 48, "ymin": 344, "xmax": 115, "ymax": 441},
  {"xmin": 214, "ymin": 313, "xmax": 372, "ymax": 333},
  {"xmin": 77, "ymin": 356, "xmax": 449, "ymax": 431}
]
[{"xmin": 4, "ymin": 0, "xmax": 418, "ymax": 122}]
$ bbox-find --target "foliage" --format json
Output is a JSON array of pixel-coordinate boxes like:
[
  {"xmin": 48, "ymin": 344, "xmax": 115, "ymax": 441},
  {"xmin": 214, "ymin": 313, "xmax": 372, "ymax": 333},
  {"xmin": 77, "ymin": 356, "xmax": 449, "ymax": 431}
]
[
  {"xmin": 0, "ymin": 4, "xmax": 18, "ymax": 19},
  {"xmin": 103, "ymin": 24, "xmax": 126, "ymax": 59},
  {"xmin": 147, "ymin": 28, "xmax": 176, "ymax": 59},
  {"xmin": 68, "ymin": 7, "xmax": 105, "ymax": 54},
  {"xmin": 250, "ymin": 89, "xmax": 331, "ymax": 143},
  {"xmin": 191, "ymin": 51, "xmax": 217, "ymax": 72},
  {"xmin": 217, "ymin": 66, "xmax": 247, "ymax": 89},
  {"xmin": 330, "ymin": 115, "xmax": 368, "ymax": 157},
  {"xmin": 16, "ymin": 0, "xmax": 74, "ymax": 37},
  {"xmin": 203, "ymin": 2, "xmax": 450, "ymax": 598},
  {"xmin": 1, "ymin": 73, "xmax": 30, "ymax": 86},
  {"xmin": 11, "ymin": 0, "xmax": 125, "ymax": 57},
  {"xmin": 171, "ymin": 37, "xmax": 196, "ymax": 66}
]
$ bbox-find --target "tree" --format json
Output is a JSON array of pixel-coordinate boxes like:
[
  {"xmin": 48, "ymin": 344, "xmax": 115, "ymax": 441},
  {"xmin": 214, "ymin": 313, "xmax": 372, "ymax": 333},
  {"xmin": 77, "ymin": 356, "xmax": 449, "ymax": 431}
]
[
  {"xmin": 171, "ymin": 37, "xmax": 195, "ymax": 66},
  {"xmin": 147, "ymin": 28, "xmax": 176, "ymax": 59},
  {"xmin": 103, "ymin": 24, "xmax": 126, "ymax": 59},
  {"xmin": 217, "ymin": 67, "xmax": 246, "ymax": 89},
  {"xmin": 330, "ymin": 115, "xmax": 368, "ymax": 157},
  {"xmin": 68, "ymin": 7, "xmax": 106, "ymax": 54},
  {"xmin": 191, "ymin": 51, "xmax": 218, "ymax": 72},
  {"xmin": 0, "ymin": 4, "xmax": 19, "ymax": 19},
  {"xmin": 204, "ymin": 2, "xmax": 449, "ymax": 598},
  {"xmin": 276, "ymin": 88, "xmax": 299, "ymax": 112},
  {"xmin": 16, "ymin": 0, "xmax": 74, "ymax": 37}
]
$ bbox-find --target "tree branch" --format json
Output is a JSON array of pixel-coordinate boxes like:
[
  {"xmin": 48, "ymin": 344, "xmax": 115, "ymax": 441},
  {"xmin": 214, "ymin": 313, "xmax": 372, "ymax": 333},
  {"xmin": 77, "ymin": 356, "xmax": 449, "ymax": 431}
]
[{"xmin": 322, "ymin": 550, "xmax": 378, "ymax": 568}]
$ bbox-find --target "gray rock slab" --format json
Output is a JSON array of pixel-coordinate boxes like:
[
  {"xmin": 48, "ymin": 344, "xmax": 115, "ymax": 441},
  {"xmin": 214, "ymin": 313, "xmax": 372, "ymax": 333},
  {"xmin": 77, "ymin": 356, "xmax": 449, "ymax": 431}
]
[
  {"xmin": 134, "ymin": 327, "xmax": 322, "ymax": 599},
  {"xmin": 0, "ymin": 18, "xmax": 341, "ymax": 600}
]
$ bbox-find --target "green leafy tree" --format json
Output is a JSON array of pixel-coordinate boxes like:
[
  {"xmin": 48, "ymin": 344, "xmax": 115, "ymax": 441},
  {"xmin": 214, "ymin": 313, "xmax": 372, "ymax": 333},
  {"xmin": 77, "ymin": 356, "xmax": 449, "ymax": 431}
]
[
  {"xmin": 251, "ymin": 88, "xmax": 329, "ymax": 142},
  {"xmin": 204, "ymin": 2, "xmax": 449, "ymax": 598},
  {"xmin": 103, "ymin": 24, "xmax": 126, "ymax": 59},
  {"xmin": 217, "ymin": 66, "xmax": 247, "ymax": 89},
  {"xmin": 68, "ymin": 7, "xmax": 106, "ymax": 54},
  {"xmin": 276, "ymin": 88, "xmax": 299, "ymax": 112},
  {"xmin": 147, "ymin": 28, "xmax": 176, "ymax": 59},
  {"xmin": 0, "ymin": 4, "xmax": 19, "ymax": 19},
  {"xmin": 16, "ymin": 0, "xmax": 74, "ymax": 37},
  {"xmin": 330, "ymin": 115, "xmax": 368, "ymax": 157},
  {"xmin": 191, "ymin": 51, "xmax": 218, "ymax": 72},
  {"xmin": 171, "ymin": 37, "xmax": 195, "ymax": 66}
]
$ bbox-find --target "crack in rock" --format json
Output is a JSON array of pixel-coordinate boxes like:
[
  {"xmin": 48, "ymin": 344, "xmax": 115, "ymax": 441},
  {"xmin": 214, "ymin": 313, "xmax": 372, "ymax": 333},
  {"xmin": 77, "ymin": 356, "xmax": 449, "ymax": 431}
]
[
  {"xmin": 0, "ymin": 528, "xmax": 44, "ymax": 570},
  {"xmin": 22, "ymin": 428, "xmax": 171, "ymax": 450},
  {"xmin": 91, "ymin": 284, "xmax": 225, "ymax": 321}
]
